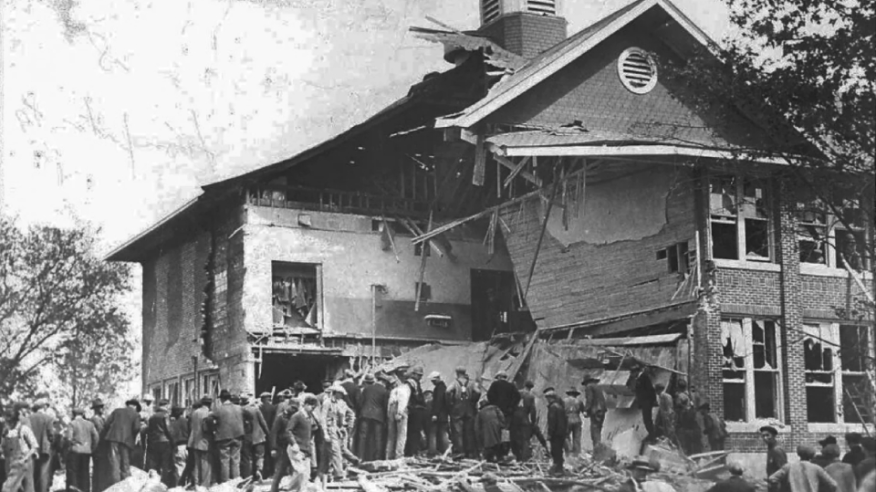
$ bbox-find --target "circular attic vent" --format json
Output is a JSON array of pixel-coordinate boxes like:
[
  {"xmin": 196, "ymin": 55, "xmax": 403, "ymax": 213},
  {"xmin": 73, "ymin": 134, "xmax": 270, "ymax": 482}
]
[{"xmin": 618, "ymin": 47, "xmax": 658, "ymax": 94}]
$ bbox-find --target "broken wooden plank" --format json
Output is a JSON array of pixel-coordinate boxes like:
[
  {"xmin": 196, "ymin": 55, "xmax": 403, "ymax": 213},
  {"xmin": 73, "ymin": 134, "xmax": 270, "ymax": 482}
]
[
  {"xmin": 524, "ymin": 178, "xmax": 559, "ymax": 299},
  {"xmin": 473, "ymin": 133, "xmax": 486, "ymax": 186},
  {"xmin": 502, "ymin": 156, "xmax": 532, "ymax": 188},
  {"xmin": 494, "ymin": 154, "xmax": 541, "ymax": 186},
  {"xmin": 415, "ymin": 211, "xmax": 433, "ymax": 312}
]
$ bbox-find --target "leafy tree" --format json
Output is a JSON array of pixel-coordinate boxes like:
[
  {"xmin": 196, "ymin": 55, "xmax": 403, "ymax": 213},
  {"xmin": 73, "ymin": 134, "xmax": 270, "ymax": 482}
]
[{"xmin": 0, "ymin": 216, "xmax": 134, "ymax": 408}]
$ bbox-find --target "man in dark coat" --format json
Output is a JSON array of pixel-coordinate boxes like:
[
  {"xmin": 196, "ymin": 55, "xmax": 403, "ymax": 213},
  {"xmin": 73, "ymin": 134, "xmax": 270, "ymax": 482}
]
[
  {"xmin": 545, "ymin": 388, "xmax": 567, "ymax": 476},
  {"xmin": 187, "ymin": 396, "xmax": 213, "ymax": 487},
  {"xmin": 28, "ymin": 399, "xmax": 55, "ymax": 492},
  {"xmin": 447, "ymin": 367, "xmax": 479, "ymax": 459},
  {"xmin": 168, "ymin": 406, "xmax": 189, "ymax": 487},
  {"xmin": 241, "ymin": 394, "xmax": 269, "ymax": 480},
  {"xmin": 759, "ymin": 425, "xmax": 787, "ymax": 479},
  {"xmin": 404, "ymin": 367, "xmax": 427, "ymax": 457},
  {"xmin": 475, "ymin": 401, "xmax": 505, "ymax": 462},
  {"xmin": 356, "ymin": 373, "xmax": 388, "ymax": 462},
  {"xmin": 258, "ymin": 392, "xmax": 277, "ymax": 477},
  {"xmin": 632, "ymin": 365, "xmax": 657, "ymax": 443},
  {"xmin": 101, "ymin": 399, "xmax": 142, "ymax": 486},
  {"xmin": 428, "ymin": 371, "xmax": 450, "ymax": 456},
  {"xmin": 89, "ymin": 399, "xmax": 109, "ymax": 492},
  {"xmin": 339, "ymin": 370, "xmax": 361, "ymax": 452},
  {"xmin": 583, "ymin": 377, "xmax": 606, "ymax": 449},
  {"xmin": 511, "ymin": 381, "xmax": 545, "ymax": 462},
  {"xmin": 146, "ymin": 399, "xmax": 174, "ymax": 485},
  {"xmin": 842, "ymin": 433, "xmax": 865, "ymax": 468},
  {"xmin": 208, "ymin": 390, "xmax": 250, "ymax": 483},
  {"xmin": 486, "ymin": 370, "xmax": 519, "ymax": 460}
]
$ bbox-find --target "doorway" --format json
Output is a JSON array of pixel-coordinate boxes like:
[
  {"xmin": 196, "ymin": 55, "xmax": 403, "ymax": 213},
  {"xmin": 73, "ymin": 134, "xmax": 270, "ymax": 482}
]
[{"xmin": 255, "ymin": 353, "xmax": 339, "ymax": 397}]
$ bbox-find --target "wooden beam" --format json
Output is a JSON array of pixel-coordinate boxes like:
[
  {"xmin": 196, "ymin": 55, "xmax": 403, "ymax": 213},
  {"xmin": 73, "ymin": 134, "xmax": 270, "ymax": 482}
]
[
  {"xmin": 524, "ymin": 174, "xmax": 560, "ymax": 299},
  {"xmin": 494, "ymin": 154, "xmax": 541, "ymax": 186},
  {"xmin": 502, "ymin": 156, "xmax": 532, "ymax": 188},
  {"xmin": 415, "ymin": 211, "xmax": 433, "ymax": 312},
  {"xmin": 473, "ymin": 133, "xmax": 486, "ymax": 186}
]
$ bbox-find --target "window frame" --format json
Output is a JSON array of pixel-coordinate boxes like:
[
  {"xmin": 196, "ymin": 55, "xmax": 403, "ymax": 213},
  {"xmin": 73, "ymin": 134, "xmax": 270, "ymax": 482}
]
[
  {"xmin": 709, "ymin": 174, "xmax": 776, "ymax": 264},
  {"xmin": 797, "ymin": 195, "xmax": 871, "ymax": 271},
  {"xmin": 271, "ymin": 261, "xmax": 324, "ymax": 331},
  {"xmin": 721, "ymin": 316, "xmax": 785, "ymax": 423}
]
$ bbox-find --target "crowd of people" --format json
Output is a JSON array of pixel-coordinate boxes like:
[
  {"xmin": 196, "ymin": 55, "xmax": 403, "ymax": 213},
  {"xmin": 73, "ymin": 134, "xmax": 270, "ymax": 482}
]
[{"xmin": 2, "ymin": 365, "xmax": 874, "ymax": 492}]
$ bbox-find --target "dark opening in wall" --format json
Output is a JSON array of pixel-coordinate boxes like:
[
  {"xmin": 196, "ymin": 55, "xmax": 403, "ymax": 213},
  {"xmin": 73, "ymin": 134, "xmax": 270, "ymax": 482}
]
[
  {"xmin": 272, "ymin": 262, "xmax": 320, "ymax": 328},
  {"xmin": 712, "ymin": 222, "xmax": 738, "ymax": 259}
]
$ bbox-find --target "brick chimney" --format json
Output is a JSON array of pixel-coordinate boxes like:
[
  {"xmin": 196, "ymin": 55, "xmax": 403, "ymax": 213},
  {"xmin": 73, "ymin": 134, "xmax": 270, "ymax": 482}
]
[{"xmin": 477, "ymin": 0, "xmax": 568, "ymax": 58}]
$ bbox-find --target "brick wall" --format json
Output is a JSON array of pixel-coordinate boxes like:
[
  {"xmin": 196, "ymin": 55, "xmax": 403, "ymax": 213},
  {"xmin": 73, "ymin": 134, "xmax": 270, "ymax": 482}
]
[{"xmin": 478, "ymin": 12, "xmax": 567, "ymax": 58}]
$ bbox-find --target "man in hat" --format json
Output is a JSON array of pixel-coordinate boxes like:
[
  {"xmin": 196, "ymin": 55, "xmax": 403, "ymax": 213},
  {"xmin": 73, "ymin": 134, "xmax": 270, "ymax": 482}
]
[
  {"xmin": 674, "ymin": 379, "xmax": 702, "ymax": 455},
  {"xmin": 386, "ymin": 372, "xmax": 411, "ymax": 460},
  {"xmin": 258, "ymin": 391, "xmax": 277, "ymax": 477},
  {"xmin": 486, "ymin": 370, "xmax": 519, "ymax": 460},
  {"xmin": 813, "ymin": 436, "xmax": 838, "ymax": 468},
  {"xmin": 475, "ymin": 398, "xmax": 505, "ymax": 462},
  {"xmin": 511, "ymin": 381, "xmax": 545, "ymax": 462},
  {"xmin": 28, "ymin": 398, "xmax": 55, "ymax": 492},
  {"xmin": 705, "ymin": 461, "xmax": 755, "ymax": 492},
  {"xmin": 582, "ymin": 377, "xmax": 606, "ymax": 449},
  {"xmin": 632, "ymin": 364, "xmax": 657, "ymax": 443},
  {"xmin": 404, "ymin": 367, "xmax": 427, "ymax": 457},
  {"xmin": 842, "ymin": 433, "xmax": 865, "ymax": 467},
  {"xmin": 146, "ymin": 399, "xmax": 174, "ymax": 485},
  {"xmin": 545, "ymin": 388, "xmax": 567, "ymax": 476},
  {"xmin": 208, "ymin": 389, "xmax": 249, "ymax": 483},
  {"xmin": 760, "ymin": 425, "xmax": 788, "ymax": 479},
  {"xmin": 89, "ymin": 399, "xmax": 109, "ymax": 492},
  {"xmin": 700, "ymin": 402, "xmax": 727, "ymax": 452},
  {"xmin": 339, "ymin": 370, "xmax": 361, "ymax": 433},
  {"xmin": 101, "ymin": 399, "xmax": 142, "ymax": 486},
  {"xmin": 428, "ymin": 371, "xmax": 450, "ymax": 456},
  {"xmin": 324, "ymin": 384, "xmax": 358, "ymax": 479},
  {"xmin": 241, "ymin": 394, "xmax": 269, "ymax": 481},
  {"xmin": 135, "ymin": 395, "xmax": 154, "ymax": 470},
  {"xmin": 65, "ymin": 408, "xmax": 99, "ymax": 492},
  {"xmin": 188, "ymin": 396, "xmax": 213, "ymax": 487},
  {"xmin": 2, "ymin": 401, "xmax": 38, "ymax": 492},
  {"xmin": 447, "ymin": 366, "xmax": 479, "ymax": 459},
  {"xmin": 563, "ymin": 388, "xmax": 585, "ymax": 455},
  {"xmin": 768, "ymin": 444, "xmax": 837, "ymax": 492},
  {"xmin": 168, "ymin": 406, "xmax": 189, "ymax": 487},
  {"xmin": 357, "ymin": 373, "xmax": 388, "ymax": 461},
  {"xmin": 821, "ymin": 444, "xmax": 856, "ymax": 492}
]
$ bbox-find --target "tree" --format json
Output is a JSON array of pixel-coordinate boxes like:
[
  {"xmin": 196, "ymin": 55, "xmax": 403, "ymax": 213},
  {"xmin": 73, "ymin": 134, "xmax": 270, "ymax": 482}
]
[
  {"xmin": 664, "ymin": 0, "xmax": 875, "ymax": 424},
  {"xmin": 0, "ymin": 216, "xmax": 134, "ymax": 408}
]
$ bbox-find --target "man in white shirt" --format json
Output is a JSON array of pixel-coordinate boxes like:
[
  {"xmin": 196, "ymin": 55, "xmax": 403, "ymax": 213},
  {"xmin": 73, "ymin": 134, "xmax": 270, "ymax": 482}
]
[{"xmin": 386, "ymin": 372, "xmax": 411, "ymax": 460}]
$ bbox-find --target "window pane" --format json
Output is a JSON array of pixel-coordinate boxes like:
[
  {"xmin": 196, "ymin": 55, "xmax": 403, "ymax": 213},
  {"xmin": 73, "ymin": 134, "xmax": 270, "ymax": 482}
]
[
  {"xmin": 754, "ymin": 371, "xmax": 779, "ymax": 419},
  {"xmin": 836, "ymin": 229, "xmax": 866, "ymax": 270},
  {"xmin": 842, "ymin": 375, "xmax": 874, "ymax": 424},
  {"xmin": 764, "ymin": 320, "xmax": 777, "ymax": 368},
  {"xmin": 798, "ymin": 225, "xmax": 828, "ymax": 264},
  {"xmin": 840, "ymin": 325, "xmax": 869, "ymax": 372},
  {"xmin": 743, "ymin": 178, "xmax": 769, "ymax": 219},
  {"xmin": 710, "ymin": 176, "xmax": 737, "ymax": 216},
  {"xmin": 712, "ymin": 222, "xmax": 738, "ymax": 259},
  {"xmin": 721, "ymin": 319, "xmax": 745, "ymax": 369},
  {"xmin": 745, "ymin": 219, "xmax": 770, "ymax": 260},
  {"xmin": 723, "ymin": 382, "xmax": 746, "ymax": 422},
  {"xmin": 806, "ymin": 386, "xmax": 836, "ymax": 423}
]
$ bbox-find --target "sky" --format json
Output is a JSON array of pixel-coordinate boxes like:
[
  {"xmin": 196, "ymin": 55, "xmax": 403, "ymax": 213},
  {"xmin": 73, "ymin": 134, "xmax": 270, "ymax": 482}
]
[{"xmin": 1, "ymin": 0, "xmax": 729, "ymax": 396}]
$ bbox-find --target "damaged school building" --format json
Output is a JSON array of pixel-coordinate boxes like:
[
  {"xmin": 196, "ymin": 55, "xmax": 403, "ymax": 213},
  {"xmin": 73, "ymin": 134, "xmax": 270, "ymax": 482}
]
[{"xmin": 107, "ymin": 0, "xmax": 874, "ymax": 468}]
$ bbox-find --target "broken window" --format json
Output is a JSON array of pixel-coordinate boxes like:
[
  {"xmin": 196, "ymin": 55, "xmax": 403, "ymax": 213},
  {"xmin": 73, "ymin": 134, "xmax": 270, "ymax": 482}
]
[
  {"xmin": 803, "ymin": 323, "xmax": 837, "ymax": 422},
  {"xmin": 184, "ymin": 377, "xmax": 195, "ymax": 406},
  {"xmin": 721, "ymin": 317, "xmax": 783, "ymax": 422},
  {"xmin": 272, "ymin": 262, "xmax": 320, "ymax": 329},
  {"xmin": 840, "ymin": 324, "xmax": 873, "ymax": 424},
  {"xmin": 797, "ymin": 203, "xmax": 829, "ymax": 265},
  {"xmin": 797, "ymin": 192, "xmax": 870, "ymax": 270},
  {"xmin": 709, "ymin": 174, "xmax": 774, "ymax": 262}
]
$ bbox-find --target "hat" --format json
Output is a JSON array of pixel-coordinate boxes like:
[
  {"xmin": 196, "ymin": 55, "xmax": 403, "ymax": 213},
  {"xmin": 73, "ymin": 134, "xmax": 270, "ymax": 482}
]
[
  {"xmin": 125, "ymin": 399, "xmax": 142, "ymax": 412},
  {"xmin": 629, "ymin": 459, "xmax": 656, "ymax": 472},
  {"xmin": 566, "ymin": 388, "xmax": 580, "ymax": 396},
  {"xmin": 727, "ymin": 461, "xmax": 744, "ymax": 476},
  {"xmin": 329, "ymin": 384, "xmax": 347, "ymax": 396},
  {"xmin": 543, "ymin": 387, "xmax": 556, "ymax": 395},
  {"xmin": 363, "ymin": 374, "xmax": 375, "ymax": 383},
  {"xmin": 12, "ymin": 401, "xmax": 31, "ymax": 415},
  {"xmin": 818, "ymin": 435, "xmax": 837, "ymax": 447},
  {"xmin": 428, "ymin": 371, "xmax": 441, "ymax": 380},
  {"xmin": 91, "ymin": 398, "xmax": 105, "ymax": 409},
  {"xmin": 279, "ymin": 389, "xmax": 293, "ymax": 398},
  {"xmin": 259, "ymin": 392, "xmax": 272, "ymax": 399},
  {"xmin": 524, "ymin": 381, "xmax": 534, "ymax": 389},
  {"xmin": 293, "ymin": 381, "xmax": 307, "ymax": 391},
  {"xmin": 219, "ymin": 389, "xmax": 232, "ymax": 400},
  {"xmin": 495, "ymin": 370, "xmax": 508, "ymax": 379},
  {"xmin": 797, "ymin": 444, "xmax": 817, "ymax": 460},
  {"xmin": 158, "ymin": 399, "xmax": 170, "ymax": 407},
  {"xmin": 759, "ymin": 425, "xmax": 779, "ymax": 436},
  {"xmin": 411, "ymin": 366, "xmax": 424, "ymax": 376},
  {"xmin": 33, "ymin": 398, "xmax": 50, "ymax": 409},
  {"xmin": 142, "ymin": 394, "xmax": 154, "ymax": 402},
  {"xmin": 72, "ymin": 408, "xmax": 85, "ymax": 417},
  {"xmin": 822, "ymin": 444, "xmax": 841, "ymax": 459},
  {"xmin": 699, "ymin": 402, "xmax": 711, "ymax": 411},
  {"xmin": 845, "ymin": 432, "xmax": 863, "ymax": 444},
  {"xmin": 200, "ymin": 396, "xmax": 213, "ymax": 405},
  {"xmin": 455, "ymin": 366, "xmax": 468, "ymax": 375}
]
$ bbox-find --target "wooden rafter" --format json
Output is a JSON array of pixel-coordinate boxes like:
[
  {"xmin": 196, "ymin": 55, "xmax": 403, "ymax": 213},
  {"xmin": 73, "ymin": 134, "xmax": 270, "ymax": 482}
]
[
  {"xmin": 502, "ymin": 156, "xmax": 532, "ymax": 188},
  {"xmin": 494, "ymin": 154, "xmax": 542, "ymax": 186}
]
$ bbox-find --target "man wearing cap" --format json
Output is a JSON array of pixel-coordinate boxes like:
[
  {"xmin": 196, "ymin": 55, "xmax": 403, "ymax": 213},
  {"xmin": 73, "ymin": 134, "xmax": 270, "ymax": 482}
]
[
  {"xmin": 101, "ymin": 399, "xmax": 142, "ymax": 485},
  {"xmin": 447, "ymin": 367, "xmax": 479, "ymax": 459},
  {"xmin": 842, "ymin": 433, "xmax": 865, "ymax": 467},
  {"xmin": 545, "ymin": 388, "xmax": 567, "ymax": 476},
  {"xmin": 208, "ymin": 390, "xmax": 250, "ymax": 483},
  {"xmin": 428, "ymin": 371, "xmax": 450, "ymax": 456},
  {"xmin": 65, "ymin": 408, "xmax": 99, "ymax": 492},
  {"xmin": 814, "ymin": 436, "xmax": 839, "ymax": 468},
  {"xmin": 821, "ymin": 444, "xmax": 857, "ymax": 492},
  {"xmin": 562, "ymin": 388, "xmax": 585, "ymax": 455},
  {"xmin": 241, "ymin": 394, "xmax": 269, "ymax": 481},
  {"xmin": 324, "ymin": 384, "xmax": 358, "ymax": 479},
  {"xmin": 769, "ymin": 444, "xmax": 837, "ymax": 492},
  {"xmin": 188, "ymin": 396, "xmax": 213, "ymax": 487},
  {"xmin": 28, "ymin": 399, "xmax": 55, "ymax": 492},
  {"xmin": 339, "ymin": 371, "xmax": 361, "ymax": 445},
  {"xmin": 403, "ymin": 367, "xmax": 428, "ymax": 457},
  {"xmin": 2, "ymin": 401, "xmax": 38, "ymax": 492},
  {"xmin": 167, "ymin": 406, "xmax": 189, "ymax": 487},
  {"xmin": 89, "ymin": 399, "xmax": 109, "ymax": 492},
  {"xmin": 357, "ymin": 374, "xmax": 388, "ymax": 461},
  {"xmin": 386, "ymin": 372, "xmax": 411, "ymax": 460},
  {"xmin": 582, "ymin": 377, "xmax": 606, "ymax": 449},
  {"xmin": 760, "ymin": 425, "xmax": 788, "ymax": 480},
  {"xmin": 145, "ymin": 399, "xmax": 174, "ymax": 485},
  {"xmin": 705, "ymin": 461, "xmax": 755, "ymax": 492}
]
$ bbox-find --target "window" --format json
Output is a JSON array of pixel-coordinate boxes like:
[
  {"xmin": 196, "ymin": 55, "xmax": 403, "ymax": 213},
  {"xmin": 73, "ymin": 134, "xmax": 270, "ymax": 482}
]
[
  {"xmin": 797, "ymin": 193, "xmax": 870, "ymax": 270},
  {"xmin": 709, "ymin": 175, "xmax": 774, "ymax": 262},
  {"xmin": 804, "ymin": 322, "xmax": 874, "ymax": 424},
  {"xmin": 184, "ymin": 378, "xmax": 195, "ymax": 406},
  {"xmin": 165, "ymin": 381, "xmax": 180, "ymax": 407},
  {"xmin": 272, "ymin": 262, "xmax": 320, "ymax": 329},
  {"xmin": 151, "ymin": 386, "xmax": 162, "ymax": 403},
  {"xmin": 663, "ymin": 241, "xmax": 690, "ymax": 274},
  {"xmin": 721, "ymin": 317, "xmax": 783, "ymax": 422}
]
